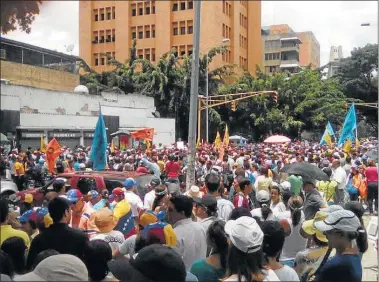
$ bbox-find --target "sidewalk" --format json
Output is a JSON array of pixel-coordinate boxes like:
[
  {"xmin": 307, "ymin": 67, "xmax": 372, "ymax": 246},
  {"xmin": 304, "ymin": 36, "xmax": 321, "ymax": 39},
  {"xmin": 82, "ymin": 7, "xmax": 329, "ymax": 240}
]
[{"xmin": 362, "ymin": 216, "xmax": 378, "ymax": 281}]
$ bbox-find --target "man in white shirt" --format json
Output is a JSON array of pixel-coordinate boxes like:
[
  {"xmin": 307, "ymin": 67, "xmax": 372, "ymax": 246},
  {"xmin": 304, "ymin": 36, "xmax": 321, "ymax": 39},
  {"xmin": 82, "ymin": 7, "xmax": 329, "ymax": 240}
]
[
  {"xmin": 331, "ymin": 159, "xmax": 347, "ymax": 205},
  {"xmin": 143, "ymin": 177, "xmax": 160, "ymax": 209},
  {"xmin": 167, "ymin": 195, "xmax": 207, "ymax": 271},
  {"xmin": 123, "ymin": 178, "xmax": 144, "ymax": 217}
]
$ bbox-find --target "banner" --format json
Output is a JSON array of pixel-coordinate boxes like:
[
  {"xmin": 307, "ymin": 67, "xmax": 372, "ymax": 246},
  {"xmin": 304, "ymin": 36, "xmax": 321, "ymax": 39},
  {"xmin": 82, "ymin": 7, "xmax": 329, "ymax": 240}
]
[
  {"xmin": 119, "ymin": 135, "xmax": 129, "ymax": 150},
  {"xmin": 214, "ymin": 131, "xmax": 221, "ymax": 149},
  {"xmin": 40, "ymin": 136, "xmax": 47, "ymax": 153},
  {"xmin": 131, "ymin": 128, "xmax": 154, "ymax": 141},
  {"xmin": 338, "ymin": 104, "xmax": 357, "ymax": 147},
  {"xmin": 223, "ymin": 125, "xmax": 229, "ymax": 147}
]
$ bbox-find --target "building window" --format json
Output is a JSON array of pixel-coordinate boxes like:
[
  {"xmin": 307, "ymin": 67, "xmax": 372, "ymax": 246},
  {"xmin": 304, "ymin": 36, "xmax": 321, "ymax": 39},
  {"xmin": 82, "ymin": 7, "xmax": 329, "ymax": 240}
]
[
  {"xmin": 188, "ymin": 1, "xmax": 193, "ymax": 9},
  {"xmin": 101, "ymin": 57, "xmax": 105, "ymax": 65},
  {"xmin": 132, "ymin": 9, "xmax": 136, "ymax": 16},
  {"xmin": 152, "ymin": 48, "xmax": 156, "ymax": 61},
  {"xmin": 145, "ymin": 7, "xmax": 150, "ymax": 14},
  {"xmin": 223, "ymin": 0, "xmax": 225, "ymax": 13},
  {"xmin": 146, "ymin": 53, "xmax": 150, "ymax": 61},
  {"xmin": 152, "ymin": 25, "xmax": 156, "ymax": 37},
  {"xmin": 152, "ymin": 1, "xmax": 156, "ymax": 13},
  {"xmin": 95, "ymin": 58, "xmax": 99, "ymax": 66},
  {"xmin": 107, "ymin": 7, "xmax": 111, "ymax": 20},
  {"xmin": 112, "ymin": 52, "xmax": 115, "ymax": 59},
  {"xmin": 132, "ymin": 31, "xmax": 136, "ymax": 39},
  {"xmin": 138, "ymin": 31, "xmax": 143, "ymax": 39},
  {"xmin": 188, "ymin": 25, "xmax": 193, "ymax": 34},
  {"xmin": 172, "ymin": 3, "xmax": 178, "ymax": 11},
  {"xmin": 139, "ymin": 7, "xmax": 143, "ymax": 15},
  {"xmin": 100, "ymin": 11, "xmax": 105, "ymax": 20},
  {"xmin": 180, "ymin": 26, "xmax": 186, "ymax": 35},
  {"xmin": 138, "ymin": 49, "xmax": 143, "ymax": 59},
  {"xmin": 107, "ymin": 34, "xmax": 112, "ymax": 42},
  {"xmin": 95, "ymin": 14, "xmax": 98, "ymax": 21},
  {"xmin": 113, "ymin": 7, "xmax": 116, "ymax": 19},
  {"xmin": 173, "ymin": 22, "xmax": 178, "ymax": 35},
  {"xmin": 146, "ymin": 30, "xmax": 150, "ymax": 38},
  {"xmin": 180, "ymin": 2, "xmax": 186, "ymax": 10},
  {"xmin": 188, "ymin": 45, "xmax": 193, "ymax": 56}
]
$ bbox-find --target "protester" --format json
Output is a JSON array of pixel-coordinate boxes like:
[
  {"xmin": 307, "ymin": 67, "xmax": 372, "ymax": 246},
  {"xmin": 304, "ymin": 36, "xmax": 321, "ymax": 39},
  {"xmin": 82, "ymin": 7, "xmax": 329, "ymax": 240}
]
[
  {"xmin": 18, "ymin": 209, "xmax": 39, "ymax": 240},
  {"xmin": 233, "ymin": 177, "xmax": 253, "ymax": 210},
  {"xmin": 168, "ymin": 195, "xmax": 207, "ymax": 270},
  {"xmin": 123, "ymin": 178, "xmax": 143, "ymax": 217},
  {"xmin": 313, "ymin": 209, "xmax": 364, "ymax": 282},
  {"xmin": 90, "ymin": 208, "xmax": 125, "ymax": 252},
  {"xmin": 303, "ymin": 179, "xmax": 326, "ymax": 220},
  {"xmin": 1, "ymin": 237, "xmax": 27, "ymax": 277},
  {"xmin": 0, "ymin": 250, "xmax": 15, "ymax": 279},
  {"xmin": 26, "ymin": 197, "xmax": 89, "ymax": 269},
  {"xmin": 194, "ymin": 195, "xmax": 219, "ymax": 233},
  {"xmin": 83, "ymin": 240, "xmax": 113, "ymax": 281},
  {"xmin": 190, "ymin": 220, "xmax": 227, "ymax": 282},
  {"xmin": 279, "ymin": 195, "xmax": 307, "ymax": 267},
  {"xmin": 228, "ymin": 207, "xmax": 252, "ymax": 220},
  {"xmin": 152, "ymin": 184, "xmax": 169, "ymax": 213},
  {"xmin": 251, "ymin": 190, "xmax": 275, "ymax": 222},
  {"xmin": 87, "ymin": 190, "xmax": 107, "ymax": 211},
  {"xmin": 144, "ymin": 177, "xmax": 160, "ymax": 209},
  {"xmin": 261, "ymin": 221, "xmax": 300, "ymax": 281},
  {"xmin": 270, "ymin": 185, "xmax": 286, "ymax": 213},
  {"xmin": 15, "ymin": 254, "xmax": 89, "ymax": 281},
  {"xmin": 108, "ymin": 244, "xmax": 187, "ymax": 282},
  {"xmin": 32, "ymin": 249, "xmax": 60, "ymax": 270},
  {"xmin": 254, "ymin": 166, "xmax": 273, "ymax": 192},
  {"xmin": 365, "ymin": 159, "xmax": 378, "ymax": 215},
  {"xmin": 66, "ymin": 188, "xmax": 95, "ymax": 230},
  {"xmin": 331, "ymin": 159, "xmax": 347, "ymax": 204},
  {"xmin": 223, "ymin": 216, "xmax": 280, "ymax": 281},
  {"xmin": 0, "ymin": 199, "xmax": 30, "ymax": 248}
]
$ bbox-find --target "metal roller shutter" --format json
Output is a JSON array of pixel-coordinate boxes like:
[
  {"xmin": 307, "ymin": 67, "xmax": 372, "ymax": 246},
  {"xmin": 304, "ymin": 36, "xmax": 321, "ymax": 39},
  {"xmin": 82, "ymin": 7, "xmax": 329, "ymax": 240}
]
[{"xmin": 20, "ymin": 139, "xmax": 40, "ymax": 151}]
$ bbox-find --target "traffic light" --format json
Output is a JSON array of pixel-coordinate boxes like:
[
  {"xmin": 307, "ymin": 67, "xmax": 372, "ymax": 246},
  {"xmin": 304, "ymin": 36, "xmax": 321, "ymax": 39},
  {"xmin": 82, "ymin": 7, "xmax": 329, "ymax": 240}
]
[
  {"xmin": 231, "ymin": 101, "xmax": 236, "ymax": 111},
  {"xmin": 272, "ymin": 92, "xmax": 278, "ymax": 103}
]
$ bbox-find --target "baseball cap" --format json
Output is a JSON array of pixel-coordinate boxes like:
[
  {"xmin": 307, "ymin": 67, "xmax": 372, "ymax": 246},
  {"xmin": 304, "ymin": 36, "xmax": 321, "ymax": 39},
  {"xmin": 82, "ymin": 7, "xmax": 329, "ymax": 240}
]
[
  {"xmin": 35, "ymin": 207, "xmax": 53, "ymax": 228},
  {"xmin": 139, "ymin": 210, "xmax": 158, "ymax": 228},
  {"xmin": 18, "ymin": 209, "xmax": 38, "ymax": 224},
  {"xmin": 13, "ymin": 254, "xmax": 88, "ymax": 281},
  {"xmin": 87, "ymin": 190, "xmax": 99, "ymax": 200},
  {"xmin": 142, "ymin": 222, "xmax": 177, "ymax": 247},
  {"xmin": 225, "ymin": 216, "xmax": 264, "ymax": 253},
  {"xmin": 320, "ymin": 205, "xmax": 344, "ymax": 214},
  {"xmin": 136, "ymin": 167, "xmax": 149, "ymax": 174},
  {"xmin": 193, "ymin": 194, "xmax": 217, "ymax": 208},
  {"xmin": 124, "ymin": 178, "xmax": 137, "ymax": 189},
  {"xmin": 108, "ymin": 245, "xmax": 186, "ymax": 282},
  {"xmin": 150, "ymin": 177, "xmax": 161, "ymax": 187},
  {"xmin": 66, "ymin": 189, "xmax": 83, "ymax": 204},
  {"xmin": 301, "ymin": 211, "xmax": 328, "ymax": 242},
  {"xmin": 91, "ymin": 208, "xmax": 118, "ymax": 233},
  {"xmin": 256, "ymin": 190, "xmax": 270, "ymax": 203},
  {"xmin": 112, "ymin": 187, "xmax": 124, "ymax": 197},
  {"xmin": 314, "ymin": 210, "xmax": 361, "ymax": 233}
]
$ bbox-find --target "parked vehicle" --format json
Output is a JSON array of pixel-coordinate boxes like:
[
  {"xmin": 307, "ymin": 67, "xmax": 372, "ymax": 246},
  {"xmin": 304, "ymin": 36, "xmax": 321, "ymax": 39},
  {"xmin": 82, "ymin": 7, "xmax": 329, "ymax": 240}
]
[{"xmin": 0, "ymin": 178, "xmax": 18, "ymax": 199}]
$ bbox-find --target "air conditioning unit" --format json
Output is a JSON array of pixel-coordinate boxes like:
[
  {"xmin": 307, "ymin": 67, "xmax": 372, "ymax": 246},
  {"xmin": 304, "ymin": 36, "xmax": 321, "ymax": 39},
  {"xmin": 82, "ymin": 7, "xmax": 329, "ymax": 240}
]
[{"xmin": 0, "ymin": 49, "xmax": 6, "ymax": 60}]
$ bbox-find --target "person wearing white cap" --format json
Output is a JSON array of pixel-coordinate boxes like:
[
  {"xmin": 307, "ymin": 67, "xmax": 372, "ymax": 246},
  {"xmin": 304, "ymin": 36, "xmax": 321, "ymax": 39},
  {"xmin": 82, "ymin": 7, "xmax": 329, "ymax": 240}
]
[
  {"xmin": 223, "ymin": 216, "xmax": 280, "ymax": 281},
  {"xmin": 251, "ymin": 190, "xmax": 275, "ymax": 222},
  {"xmin": 312, "ymin": 209, "xmax": 365, "ymax": 282}
]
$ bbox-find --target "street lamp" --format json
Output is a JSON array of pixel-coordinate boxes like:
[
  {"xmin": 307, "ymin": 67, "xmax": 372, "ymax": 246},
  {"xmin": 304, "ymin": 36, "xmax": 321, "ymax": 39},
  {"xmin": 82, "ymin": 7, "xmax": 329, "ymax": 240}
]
[
  {"xmin": 361, "ymin": 23, "xmax": 377, "ymax": 27},
  {"xmin": 204, "ymin": 38, "xmax": 230, "ymax": 143}
]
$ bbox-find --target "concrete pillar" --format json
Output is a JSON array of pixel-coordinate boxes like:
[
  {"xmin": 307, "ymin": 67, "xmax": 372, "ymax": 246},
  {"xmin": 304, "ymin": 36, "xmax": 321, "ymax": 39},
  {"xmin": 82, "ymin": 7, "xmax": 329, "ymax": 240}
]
[
  {"xmin": 80, "ymin": 131, "xmax": 84, "ymax": 146},
  {"xmin": 44, "ymin": 130, "xmax": 48, "ymax": 144}
]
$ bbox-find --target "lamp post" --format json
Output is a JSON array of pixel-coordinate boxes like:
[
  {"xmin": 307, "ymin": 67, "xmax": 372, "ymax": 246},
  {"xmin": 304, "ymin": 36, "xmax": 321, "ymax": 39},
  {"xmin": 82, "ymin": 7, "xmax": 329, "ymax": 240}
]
[{"xmin": 205, "ymin": 38, "xmax": 230, "ymax": 143}]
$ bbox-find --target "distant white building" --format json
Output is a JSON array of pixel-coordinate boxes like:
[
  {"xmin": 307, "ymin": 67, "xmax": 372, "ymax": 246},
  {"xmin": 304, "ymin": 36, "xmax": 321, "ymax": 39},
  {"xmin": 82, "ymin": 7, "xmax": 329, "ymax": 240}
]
[{"xmin": 327, "ymin": 46, "xmax": 344, "ymax": 78}]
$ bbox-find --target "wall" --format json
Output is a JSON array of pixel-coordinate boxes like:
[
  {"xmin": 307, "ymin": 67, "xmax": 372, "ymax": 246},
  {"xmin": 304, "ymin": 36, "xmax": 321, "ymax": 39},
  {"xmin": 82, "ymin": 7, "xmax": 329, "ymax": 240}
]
[
  {"xmin": 0, "ymin": 61, "xmax": 80, "ymax": 92},
  {"xmin": 297, "ymin": 31, "xmax": 320, "ymax": 69},
  {"xmin": 0, "ymin": 84, "xmax": 175, "ymax": 145}
]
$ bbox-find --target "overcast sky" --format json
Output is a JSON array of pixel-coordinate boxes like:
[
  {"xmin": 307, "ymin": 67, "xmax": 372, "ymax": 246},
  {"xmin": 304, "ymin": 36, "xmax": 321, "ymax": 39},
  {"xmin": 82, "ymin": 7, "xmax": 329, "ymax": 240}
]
[{"xmin": 3, "ymin": 1, "xmax": 378, "ymax": 66}]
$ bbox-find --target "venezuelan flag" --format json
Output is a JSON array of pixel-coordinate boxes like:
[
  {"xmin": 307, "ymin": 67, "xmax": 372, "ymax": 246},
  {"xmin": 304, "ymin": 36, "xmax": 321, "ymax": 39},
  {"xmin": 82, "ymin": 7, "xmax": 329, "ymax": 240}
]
[{"xmin": 113, "ymin": 200, "xmax": 135, "ymax": 239}]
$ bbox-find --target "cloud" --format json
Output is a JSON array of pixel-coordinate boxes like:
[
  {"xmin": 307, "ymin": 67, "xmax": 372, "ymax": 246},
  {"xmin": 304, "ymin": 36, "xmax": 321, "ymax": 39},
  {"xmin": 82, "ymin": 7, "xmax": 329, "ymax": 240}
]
[
  {"xmin": 262, "ymin": 1, "xmax": 378, "ymax": 65},
  {"xmin": 3, "ymin": 1, "xmax": 377, "ymax": 66}
]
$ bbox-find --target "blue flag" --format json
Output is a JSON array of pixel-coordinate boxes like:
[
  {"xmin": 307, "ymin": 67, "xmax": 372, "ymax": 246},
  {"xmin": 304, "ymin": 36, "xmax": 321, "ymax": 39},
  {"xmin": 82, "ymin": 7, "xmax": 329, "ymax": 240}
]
[
  {"xmin": 337, "ymin": 104, "xmax": 357, "ymax": 147},
  {"xmin": 320, "ymin": 121, "xmax": 335, "ymax": 145},
  {"xmin": 90, "ymin": 104, "xmax": 107, "ymax": 170}
]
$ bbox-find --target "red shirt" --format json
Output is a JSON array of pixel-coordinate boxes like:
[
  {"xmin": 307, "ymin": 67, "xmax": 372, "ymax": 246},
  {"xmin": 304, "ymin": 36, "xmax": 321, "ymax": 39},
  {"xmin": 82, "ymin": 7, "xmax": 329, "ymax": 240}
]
[
  {"xmin": 233, "ymin": 192, "xmax": 251, "ymax": 210},
  {"xmin": 365, "ymin": 167, "xmax": 378, "ymax": 183},
  {"xmin": 165, "ymin": 161, "xmax": 180, "ymax": 178}
]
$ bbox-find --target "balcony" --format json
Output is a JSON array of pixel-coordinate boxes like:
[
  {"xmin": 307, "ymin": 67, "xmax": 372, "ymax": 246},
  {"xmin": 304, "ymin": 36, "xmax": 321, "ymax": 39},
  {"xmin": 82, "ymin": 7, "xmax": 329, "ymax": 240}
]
[
  {"xmin": 280, "ymin": 59, "xmax": 300, "ymax": 69},
  {"xmin": 280, "ymin": 45, "xmax": 299, "ymax": 52}
]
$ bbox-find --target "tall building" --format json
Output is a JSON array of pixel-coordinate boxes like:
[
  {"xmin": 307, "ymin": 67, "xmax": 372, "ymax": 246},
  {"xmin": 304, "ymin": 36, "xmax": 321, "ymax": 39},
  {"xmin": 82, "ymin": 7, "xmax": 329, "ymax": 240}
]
[
  {"xmin": 327, "ymin": 45, "xmax": 343, "ymax": 78},
  {"xmin": 261, "ymin": 24, "xmax": 320, "ymax": 75},
  {"xmin": 297, "ymin": 31, "xmax": 320, "ymax": 69},
  {"xmin": 79, "ymin": 1, "xmax": 262, "ymax": 74}
]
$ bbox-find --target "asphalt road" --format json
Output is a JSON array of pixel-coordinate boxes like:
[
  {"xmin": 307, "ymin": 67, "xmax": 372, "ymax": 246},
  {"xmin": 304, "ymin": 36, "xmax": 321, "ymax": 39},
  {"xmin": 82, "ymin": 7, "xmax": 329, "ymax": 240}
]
[{"xmin": 362, "ymin": 216, "xmax": 378, "ymax": 281}]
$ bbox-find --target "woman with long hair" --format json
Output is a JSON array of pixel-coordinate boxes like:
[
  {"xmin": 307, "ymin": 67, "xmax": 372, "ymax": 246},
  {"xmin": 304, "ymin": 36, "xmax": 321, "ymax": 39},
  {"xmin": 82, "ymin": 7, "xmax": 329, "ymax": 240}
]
[
  {"xmin": 279, "ymin": 195, "xmax": 307, "ymax": 268},
  {"xmin": 223, "ymin": 216, "xmax": 280, "ymax": 281},
  {"xmin": 313, "ymin": 210, "xmax": 366, "ymax": 282},
  {"xmin": 190, "ymin": 221, "xmax": 228, "ymax": 282},
  {"xmin": 152, "ymin": 184, "xmax": 169, "ymax": 213},
  {"xmin": 251, "ymin": 190, "xmax": 275, "ymax": 222}
]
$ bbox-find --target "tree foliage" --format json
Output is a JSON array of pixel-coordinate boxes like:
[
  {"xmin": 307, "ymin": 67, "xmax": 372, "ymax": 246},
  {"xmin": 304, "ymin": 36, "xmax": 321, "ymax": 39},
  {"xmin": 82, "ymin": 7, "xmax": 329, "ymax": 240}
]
[
  {"xmin": 1, "ymin": 1, "xmax": 42, "ymax": 34},
  {"xmin": 80, "ymin": 42, "xmax": 376, "ymax": 141}
]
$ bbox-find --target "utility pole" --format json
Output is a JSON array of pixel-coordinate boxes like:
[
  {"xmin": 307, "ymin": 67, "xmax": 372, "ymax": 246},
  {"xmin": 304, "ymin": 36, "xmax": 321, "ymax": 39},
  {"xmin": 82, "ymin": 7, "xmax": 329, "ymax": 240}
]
[
  {"xmin": 186, "ymin": 0, "xmax": 201, "ymax": 190},
  {"xmin": 205, "ymin": 54, "xmax": 209, "ymax": 143}
]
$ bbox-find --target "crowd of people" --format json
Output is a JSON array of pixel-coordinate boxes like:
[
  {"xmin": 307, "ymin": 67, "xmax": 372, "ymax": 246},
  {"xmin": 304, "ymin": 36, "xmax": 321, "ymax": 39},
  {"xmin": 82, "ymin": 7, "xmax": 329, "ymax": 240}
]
[{"xmin": 0, "ymin": 139, "xmax": 377, "ymax": 282}]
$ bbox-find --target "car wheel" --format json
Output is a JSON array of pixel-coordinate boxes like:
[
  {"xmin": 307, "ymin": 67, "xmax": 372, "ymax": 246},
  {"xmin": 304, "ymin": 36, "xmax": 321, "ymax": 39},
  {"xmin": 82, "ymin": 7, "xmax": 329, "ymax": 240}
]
[{"xmin": 0, "ymin": 190, "xmax": 16, "ymax": 200}]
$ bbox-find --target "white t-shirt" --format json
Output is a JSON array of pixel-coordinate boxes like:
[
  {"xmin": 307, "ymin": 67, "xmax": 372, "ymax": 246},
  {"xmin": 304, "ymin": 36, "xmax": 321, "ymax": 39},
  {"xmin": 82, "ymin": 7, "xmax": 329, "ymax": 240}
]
[
  {"xmin": 144, "ymin": 189, "xmax": 156, "ymax": 210},
  {"xmin": 331, "ymin": 166, "xmax": 347, "ymax": 190},
  {"xmin": 118, "ymin": 234, "xmax": 137, "ymax": 257},
  {"xmin": 90, "ymin": 230, "xmax": 125, "ymax": 252},
  {"xmin": 270, "ymin": 201, "xmax": 286, "ymax": 214},
  {"xmin": 224, "ymin": 269, "xmax": 280, "ymax": 281},
  {"xmin": 274, "ymin": 265, "xmax": 300, "ymax": 282},
  {"xmin": 124, "ymin": 190, "xmax": 143, "ymax": 216},
  {"xmin": 251, "ymin": 208, "xmax": 276, "ymax": 222}
]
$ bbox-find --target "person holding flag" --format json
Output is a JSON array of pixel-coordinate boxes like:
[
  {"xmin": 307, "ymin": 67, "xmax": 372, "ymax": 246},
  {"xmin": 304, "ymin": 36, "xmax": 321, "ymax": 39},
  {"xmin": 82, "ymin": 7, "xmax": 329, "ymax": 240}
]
[
  {"xmin": 111, "ymin": 187, "xmax": 135, "ymax": 239},
  {"xmin": 45, "ymin": 138, "xmax": 61, "ymax": 174}
]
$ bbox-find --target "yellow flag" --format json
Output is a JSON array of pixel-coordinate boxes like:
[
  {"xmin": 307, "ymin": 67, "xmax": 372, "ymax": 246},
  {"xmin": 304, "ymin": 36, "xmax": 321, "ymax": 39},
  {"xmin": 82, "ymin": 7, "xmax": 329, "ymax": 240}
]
[
  {"xmin": 355, "ymin": 138, "xmax": 360, "ymax": 148},
  {"xmin": 343, "ymin": 139, "xmax": 352, "ymax": 153},
  {"xmin": 40, "ymin": 136, "xmax": 47, "ymax": 153},
  {"xmin": 110, "ymin": 139, "xmax": 115, "ymax": 153},
  {"xmin": 146, "ymin": 140, "xmax": 151, "ymax": 152},
  {"xmin": 223, "ymin": 125, "xmax": 229, "ymax": 147},
  {"xmin": 196, "ymin": 137, "xmax": 201, "ymax": 149},
  {"xmin": 324, "ymin": 130, "xmax": 332, "ymax": 147},
  {"xmin": 214, "ymin": 131, "xmax": 221, "ymax": 149}
]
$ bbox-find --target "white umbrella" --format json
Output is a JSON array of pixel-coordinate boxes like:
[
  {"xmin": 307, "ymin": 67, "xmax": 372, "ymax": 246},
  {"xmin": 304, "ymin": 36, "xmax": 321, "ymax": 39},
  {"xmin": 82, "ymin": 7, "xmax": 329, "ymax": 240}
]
[
  {"xmin": 229, "ymin": 135, "xmax": 247, "ymax": 141},
  {"xmin": 264, "ymin": 135, "xmax": 291, "ymax": 144}
]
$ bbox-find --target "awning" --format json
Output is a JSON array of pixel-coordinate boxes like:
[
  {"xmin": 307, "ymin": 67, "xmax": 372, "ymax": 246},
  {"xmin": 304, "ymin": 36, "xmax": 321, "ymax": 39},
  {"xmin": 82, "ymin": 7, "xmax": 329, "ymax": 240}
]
[
  {"xmin": 280, "ymin": 37, "xmax": 302, "ymax": 44},
  {"xmin": 279, "ymin": 63, "xmax": 300, "ymax": 68},
  {"xmin": 110, "ymin": 129, "xmax": 131, "ymax": 136},
  {"xmin": 16, "ymin": 126, "xmax": 108, "ymax": 131}
]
